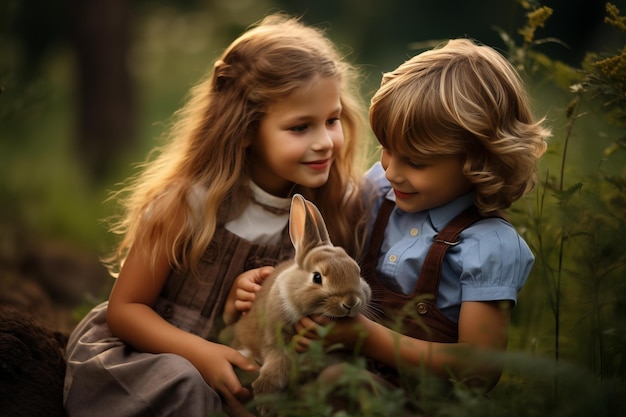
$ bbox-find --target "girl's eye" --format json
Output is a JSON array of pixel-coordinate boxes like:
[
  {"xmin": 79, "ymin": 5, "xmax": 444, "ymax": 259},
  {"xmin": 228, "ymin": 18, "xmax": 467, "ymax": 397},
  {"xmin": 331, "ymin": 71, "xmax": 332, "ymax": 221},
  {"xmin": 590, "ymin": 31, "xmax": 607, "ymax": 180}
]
[
  {"xmin": 312, "ymin": 272, "xmax": 322, "ymax": 285},
  {"xmin": 290, "ymin": 124, "xmax": 308, "ymax": 133},
  {"xmin": 326, "ymin": 117, "xmax": 340, "ymax": 126}
]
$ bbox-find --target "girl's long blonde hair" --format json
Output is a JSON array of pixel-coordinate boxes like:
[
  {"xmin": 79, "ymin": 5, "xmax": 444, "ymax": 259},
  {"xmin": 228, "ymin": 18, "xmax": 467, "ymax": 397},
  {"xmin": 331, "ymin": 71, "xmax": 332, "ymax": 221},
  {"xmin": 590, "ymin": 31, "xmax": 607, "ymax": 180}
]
[
  {"xmin": 107, "ymin": 14, "xmax": 367, "ymax": 276},
  {"xmin": 370, "ymin": 38, "xmax": 550, "ymax": 215}
]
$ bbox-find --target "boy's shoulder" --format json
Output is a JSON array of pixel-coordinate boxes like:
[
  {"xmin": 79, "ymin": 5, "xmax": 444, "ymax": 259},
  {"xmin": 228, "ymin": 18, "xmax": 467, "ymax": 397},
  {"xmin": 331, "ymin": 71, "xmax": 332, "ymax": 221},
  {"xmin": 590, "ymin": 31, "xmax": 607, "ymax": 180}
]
[
  {"xmin": 363, "ymin": 162, "xmax": 392, "ymax": 213},
  {"xmin": 461, "ymin": 216, "xmax": 530, "ymax": 258},
  {"xmin": 364, "ymin": 162, "xmax": 390, "ymax": 194}
]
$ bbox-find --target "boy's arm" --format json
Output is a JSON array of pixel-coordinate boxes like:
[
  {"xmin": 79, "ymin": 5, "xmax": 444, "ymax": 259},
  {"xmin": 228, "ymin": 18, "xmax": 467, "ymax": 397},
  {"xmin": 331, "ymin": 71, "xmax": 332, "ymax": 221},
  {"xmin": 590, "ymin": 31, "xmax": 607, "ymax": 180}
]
[{"xmin": 296, "ymin": 300, "xmax": 511, "ymax": 390}]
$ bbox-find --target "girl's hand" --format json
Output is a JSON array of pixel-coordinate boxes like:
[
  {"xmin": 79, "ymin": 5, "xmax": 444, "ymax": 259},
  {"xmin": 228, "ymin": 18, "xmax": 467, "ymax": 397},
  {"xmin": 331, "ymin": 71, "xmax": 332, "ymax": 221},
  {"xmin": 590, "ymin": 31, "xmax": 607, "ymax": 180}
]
[
  {"xmin": 223, "ymin": 266, "xmax": 274, "ymax": 324},
  {"xmin": 195, "ymin": 341, "xmax": 259, "ymax": 414},
  {"xmin": 293, "ymin": 314, "xmax": 368, "ymax": 353}
]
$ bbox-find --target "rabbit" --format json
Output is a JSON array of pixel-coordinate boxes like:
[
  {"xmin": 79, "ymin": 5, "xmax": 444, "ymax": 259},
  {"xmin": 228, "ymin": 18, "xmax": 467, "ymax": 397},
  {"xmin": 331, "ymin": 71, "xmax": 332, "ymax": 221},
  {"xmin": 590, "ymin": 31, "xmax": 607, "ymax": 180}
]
[{"xmin": 231, "ymin": 193, "xmax": 371, "ymax": 415}]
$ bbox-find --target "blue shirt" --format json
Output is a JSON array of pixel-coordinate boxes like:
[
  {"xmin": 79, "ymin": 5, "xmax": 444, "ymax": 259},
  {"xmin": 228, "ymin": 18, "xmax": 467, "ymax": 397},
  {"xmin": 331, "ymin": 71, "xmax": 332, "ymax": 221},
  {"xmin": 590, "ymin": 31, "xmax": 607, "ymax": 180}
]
[{"xmin": 364, "ymin": 162, "xmax": 534, "ymax": 323}]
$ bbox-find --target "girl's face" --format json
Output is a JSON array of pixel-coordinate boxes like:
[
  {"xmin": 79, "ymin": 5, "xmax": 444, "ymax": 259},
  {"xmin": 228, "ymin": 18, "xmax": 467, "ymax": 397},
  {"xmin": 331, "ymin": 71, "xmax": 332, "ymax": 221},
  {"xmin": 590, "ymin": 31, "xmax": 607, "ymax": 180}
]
[
  {"xmin": 380, "ymin": 148, "xmax": 473, "ymax": 213},
  {"xmin": 249, "ymin": 76, "xmax": 344, "ymax": 196}
]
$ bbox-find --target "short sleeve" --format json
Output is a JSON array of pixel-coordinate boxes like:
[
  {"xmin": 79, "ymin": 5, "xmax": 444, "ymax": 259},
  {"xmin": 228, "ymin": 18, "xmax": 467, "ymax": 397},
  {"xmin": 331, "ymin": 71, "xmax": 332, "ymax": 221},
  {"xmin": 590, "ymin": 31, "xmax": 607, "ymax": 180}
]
[
  {"xmin": 362, "ymin": 162, "xmax": 393, "ymax": 229},
  {"xmin": 458, "ymin": 219, "xmax": 534, "ymax": 305}
]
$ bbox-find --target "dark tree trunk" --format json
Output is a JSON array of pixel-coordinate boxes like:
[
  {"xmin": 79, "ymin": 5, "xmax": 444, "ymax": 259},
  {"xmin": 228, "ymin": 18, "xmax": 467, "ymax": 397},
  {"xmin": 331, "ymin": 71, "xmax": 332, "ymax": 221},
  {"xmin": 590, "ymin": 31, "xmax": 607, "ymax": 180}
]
[{"xmin": 70, "ymin": 0, "xmax": 135, "ymax": 181}]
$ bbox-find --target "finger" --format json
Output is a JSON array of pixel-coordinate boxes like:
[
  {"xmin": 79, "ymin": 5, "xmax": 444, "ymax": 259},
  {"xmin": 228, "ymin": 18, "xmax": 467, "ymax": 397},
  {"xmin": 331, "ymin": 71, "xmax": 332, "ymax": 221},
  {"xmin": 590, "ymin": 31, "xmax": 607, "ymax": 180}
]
[
  {"xmin": 216, "ymin": 369, "xmax": 253, "ymax": 412},
  {"xmin": 236, "ymin": 288, "xmax": 257, "ymax": 302},
  {"xmin": 221, "ymin": 389, "xmax": 252, "ymax": 417},
  {"xmin": 230, "ymin": 350, "xmax": 260, "ymax": 373},
  {"xmin": 294, "ymin": 334, "xmax": 311, "ymax": 353},
  {"xmin": 298, "ymin": 316, "xmax": 317, "ymax": 329},
  {"xmin": 233, "ymin": 386, "xmax": 253, "ymax": 403},
  {"xmin": 234, "ymin": 300, "xmax": 253, "ymax": 313},
  {"xmin": 294, "ymin": 321, "xmax": 303, "ymax": 333},
  {"xmin": 251, "ymin": 266, "xmax": 274, "ymax": 285},
  {"xmin": 310, "ymin": 314, "xmax": 331, "ymax": 326}
]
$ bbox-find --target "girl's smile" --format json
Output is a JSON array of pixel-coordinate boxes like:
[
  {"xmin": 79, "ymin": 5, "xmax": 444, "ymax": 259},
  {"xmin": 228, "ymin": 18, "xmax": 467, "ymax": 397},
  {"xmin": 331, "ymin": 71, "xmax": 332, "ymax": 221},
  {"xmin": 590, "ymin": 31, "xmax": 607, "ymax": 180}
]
[{"xmin": 302, "ymin": 158, "xmax": 332, "ymax": 171}]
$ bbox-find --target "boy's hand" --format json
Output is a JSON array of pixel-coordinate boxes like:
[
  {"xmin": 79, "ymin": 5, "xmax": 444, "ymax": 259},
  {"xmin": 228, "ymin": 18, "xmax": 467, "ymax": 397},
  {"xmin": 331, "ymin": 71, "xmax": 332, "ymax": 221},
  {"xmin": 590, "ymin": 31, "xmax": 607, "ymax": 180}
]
[
  {"xmin": 293, "ymin": 315, "xmax": 367, "ymax": 352},
  {"xmin": 223, "ymin": 266, "xmax": 274, "ymax": 324}
]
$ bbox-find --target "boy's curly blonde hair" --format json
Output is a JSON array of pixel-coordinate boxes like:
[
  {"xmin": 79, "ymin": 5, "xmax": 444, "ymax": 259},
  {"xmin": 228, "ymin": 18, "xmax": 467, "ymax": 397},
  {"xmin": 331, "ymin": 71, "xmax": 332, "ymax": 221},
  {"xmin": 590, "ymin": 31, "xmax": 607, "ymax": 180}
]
[{"xmin": 369, "ymin": 38, "xmax": 550, "ymax": 215}]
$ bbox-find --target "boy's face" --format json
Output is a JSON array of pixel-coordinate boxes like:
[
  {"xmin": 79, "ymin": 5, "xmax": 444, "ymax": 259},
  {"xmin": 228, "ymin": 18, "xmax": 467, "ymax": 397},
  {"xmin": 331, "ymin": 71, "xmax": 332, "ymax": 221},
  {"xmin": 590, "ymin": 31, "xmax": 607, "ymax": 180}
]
[{"xmin": 380, "ymin": 148, "xmax": 473, "ymax": 213}]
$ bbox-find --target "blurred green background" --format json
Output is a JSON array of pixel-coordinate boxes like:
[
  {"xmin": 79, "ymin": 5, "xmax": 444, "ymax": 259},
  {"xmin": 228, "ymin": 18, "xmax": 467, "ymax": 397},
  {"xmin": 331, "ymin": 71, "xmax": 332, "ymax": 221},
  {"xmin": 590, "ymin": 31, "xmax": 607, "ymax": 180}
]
[{"xmin": 1, "ymin": 0, "xmax": 624, "ymax": 357}]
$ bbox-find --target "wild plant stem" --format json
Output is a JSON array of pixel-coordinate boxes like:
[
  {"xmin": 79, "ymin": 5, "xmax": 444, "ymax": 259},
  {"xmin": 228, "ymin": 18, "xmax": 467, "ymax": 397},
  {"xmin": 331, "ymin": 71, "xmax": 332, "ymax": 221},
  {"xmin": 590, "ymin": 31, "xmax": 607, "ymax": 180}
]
[{"xmin": 555, "ymin": 96, "xmax": 582, "ymax": 369}]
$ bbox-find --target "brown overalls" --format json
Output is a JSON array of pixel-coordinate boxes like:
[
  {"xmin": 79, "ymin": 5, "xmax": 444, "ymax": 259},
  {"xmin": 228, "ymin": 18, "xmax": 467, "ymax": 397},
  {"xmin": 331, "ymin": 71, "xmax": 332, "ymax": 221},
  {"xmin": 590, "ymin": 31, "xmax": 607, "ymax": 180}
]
[{"xmin": 361, "ymin": 199, "xmax": 486, "ymax": 382}]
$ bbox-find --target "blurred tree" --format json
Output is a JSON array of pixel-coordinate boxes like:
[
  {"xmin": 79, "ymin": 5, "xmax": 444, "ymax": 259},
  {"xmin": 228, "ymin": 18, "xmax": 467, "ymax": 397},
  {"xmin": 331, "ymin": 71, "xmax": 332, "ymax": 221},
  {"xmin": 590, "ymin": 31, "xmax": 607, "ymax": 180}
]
[
  {"xmin": 69, "ymin": 0, "xmax": 135, "ymax": 181},
  {"xmin": 10, "ymin": 0, "xmax": 135, "ymax": 182}
]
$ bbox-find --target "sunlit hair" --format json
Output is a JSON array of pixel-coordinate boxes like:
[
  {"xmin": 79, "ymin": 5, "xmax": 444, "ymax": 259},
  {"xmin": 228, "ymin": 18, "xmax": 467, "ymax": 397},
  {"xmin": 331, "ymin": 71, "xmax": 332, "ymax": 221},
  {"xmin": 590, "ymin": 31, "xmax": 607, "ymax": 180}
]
[
  {"xmin": 106, "ymin": 14, "xmax": 367, "ymax": 276},
  {"xmin": 369, "ymin": 38, "xmax": 550, "ymax": 215}
]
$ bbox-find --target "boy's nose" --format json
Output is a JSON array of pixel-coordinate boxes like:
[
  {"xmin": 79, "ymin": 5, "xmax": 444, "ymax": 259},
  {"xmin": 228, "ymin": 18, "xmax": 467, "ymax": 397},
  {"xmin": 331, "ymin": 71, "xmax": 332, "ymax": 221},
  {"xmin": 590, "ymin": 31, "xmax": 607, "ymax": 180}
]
[{"xmin": 384, "ymin": 157, "xmax": 404, "ymax": 184}]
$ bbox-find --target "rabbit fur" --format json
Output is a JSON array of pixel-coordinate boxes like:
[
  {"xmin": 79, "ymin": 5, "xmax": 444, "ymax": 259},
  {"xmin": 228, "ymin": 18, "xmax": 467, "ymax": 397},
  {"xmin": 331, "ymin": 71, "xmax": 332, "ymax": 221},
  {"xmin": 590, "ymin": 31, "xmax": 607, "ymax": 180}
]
[{"xmin": 232, "ymin": 194, "xmax": 371, "ymax": 411}]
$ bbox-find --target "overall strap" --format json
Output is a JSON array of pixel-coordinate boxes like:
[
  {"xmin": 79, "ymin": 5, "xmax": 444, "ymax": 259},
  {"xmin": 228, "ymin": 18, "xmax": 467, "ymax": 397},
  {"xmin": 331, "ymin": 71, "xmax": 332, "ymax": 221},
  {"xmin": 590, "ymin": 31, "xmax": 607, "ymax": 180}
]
[
  {"xmin": 365, "ymin": 199, "xmax": 395, "ymax": 263},
  {"xmin": 413, "ymin": 206, "xmax": 484, "ymax": 297}
]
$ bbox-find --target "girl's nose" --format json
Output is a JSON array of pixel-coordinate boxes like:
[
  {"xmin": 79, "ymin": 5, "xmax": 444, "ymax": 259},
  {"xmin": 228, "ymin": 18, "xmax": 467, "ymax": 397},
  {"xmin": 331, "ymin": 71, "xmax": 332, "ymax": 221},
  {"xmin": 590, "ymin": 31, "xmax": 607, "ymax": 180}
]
[{"xmin": 311, "ymin": 129, "xmax": 334, "ymax": 152}]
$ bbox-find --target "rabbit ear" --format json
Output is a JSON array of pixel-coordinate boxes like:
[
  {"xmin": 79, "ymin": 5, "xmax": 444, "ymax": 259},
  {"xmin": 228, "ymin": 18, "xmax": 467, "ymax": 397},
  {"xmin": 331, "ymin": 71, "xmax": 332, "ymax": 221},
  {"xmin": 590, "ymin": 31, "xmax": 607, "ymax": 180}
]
[{"xmin": 289, "ymin": 194, "xmax": 332, "ymax": 262}]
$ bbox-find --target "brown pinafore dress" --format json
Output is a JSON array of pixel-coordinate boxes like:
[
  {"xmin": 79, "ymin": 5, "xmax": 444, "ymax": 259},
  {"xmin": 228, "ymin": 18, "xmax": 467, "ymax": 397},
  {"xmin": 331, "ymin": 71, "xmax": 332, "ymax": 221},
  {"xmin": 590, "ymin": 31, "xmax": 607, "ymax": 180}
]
[
  {"xmin": 64, "ymin": 221, "xmax": 294, "ymax": 417},
  {"xmin": 361, "ymin": 199, "xmax": 485, "ymax": 383}
]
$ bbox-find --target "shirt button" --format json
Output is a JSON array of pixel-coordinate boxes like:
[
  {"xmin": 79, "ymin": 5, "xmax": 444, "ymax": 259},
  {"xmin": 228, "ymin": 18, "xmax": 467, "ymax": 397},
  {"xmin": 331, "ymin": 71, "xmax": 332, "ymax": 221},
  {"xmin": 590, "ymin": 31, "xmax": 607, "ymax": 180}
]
[
  {"xmin": 389, "ymin": 254, "xmax": 397, "ymax": 263},
  {"xmin": 416, "ymin": 302, "xmax": 429, "ymax": 315},
  {"xmin": 410, "ymin": 228, "xmax": 419, "ymax": 237}
]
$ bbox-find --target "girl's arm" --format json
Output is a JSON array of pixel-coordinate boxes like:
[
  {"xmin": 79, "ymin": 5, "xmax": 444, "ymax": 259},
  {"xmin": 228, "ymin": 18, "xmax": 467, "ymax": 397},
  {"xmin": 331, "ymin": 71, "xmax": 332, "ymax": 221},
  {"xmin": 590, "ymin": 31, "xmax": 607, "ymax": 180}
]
[
  {"xmin": 107, "ymin": 245, "xmax": 258, "ymax": 406},
  {"xmin": 295, "ymin": 300, "xmax": 511, "ymax": 390}
]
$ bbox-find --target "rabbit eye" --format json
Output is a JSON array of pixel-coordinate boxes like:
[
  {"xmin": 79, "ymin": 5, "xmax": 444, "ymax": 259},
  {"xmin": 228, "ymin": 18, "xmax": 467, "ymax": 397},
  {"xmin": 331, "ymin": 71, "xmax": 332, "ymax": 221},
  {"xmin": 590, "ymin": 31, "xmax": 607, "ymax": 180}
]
[{"xmin": 312, "ymin": 272, "xmax": 322, "ymax": 285}]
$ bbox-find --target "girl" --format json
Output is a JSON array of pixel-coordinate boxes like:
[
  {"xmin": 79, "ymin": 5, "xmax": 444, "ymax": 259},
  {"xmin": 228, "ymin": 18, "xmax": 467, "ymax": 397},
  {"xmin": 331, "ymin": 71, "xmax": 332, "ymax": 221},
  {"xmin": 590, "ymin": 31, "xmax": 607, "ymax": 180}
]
[
  {"xmin": 63, "ymin": 14, "xmax": 367, "ymax": 417},
  {"xmin": 291, "ymin": 38, "xmax": 551, "ymax": 393}
]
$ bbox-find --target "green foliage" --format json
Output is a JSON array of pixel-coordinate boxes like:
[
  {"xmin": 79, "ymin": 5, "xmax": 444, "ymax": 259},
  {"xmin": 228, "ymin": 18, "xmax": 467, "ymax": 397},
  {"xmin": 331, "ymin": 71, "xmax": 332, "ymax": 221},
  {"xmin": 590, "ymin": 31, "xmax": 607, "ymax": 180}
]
[
  {"xmin": 509, "ymin": 0, "xmax": 626, "ymax": 380},
  {"xmin": 219, "ymin": 2, "xmax": 626, "ymax": 415},
  {"xmin": 2, "ymin": 1, "xmax": 626, "ymax": 415}
]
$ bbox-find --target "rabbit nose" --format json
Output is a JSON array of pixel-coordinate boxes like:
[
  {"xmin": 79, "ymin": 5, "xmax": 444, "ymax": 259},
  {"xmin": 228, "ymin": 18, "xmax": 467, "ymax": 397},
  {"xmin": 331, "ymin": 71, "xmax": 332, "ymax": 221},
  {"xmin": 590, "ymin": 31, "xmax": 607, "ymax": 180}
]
[{"xmin": 342, "ymin": 299, "xmax": 360, "ymax": 313}]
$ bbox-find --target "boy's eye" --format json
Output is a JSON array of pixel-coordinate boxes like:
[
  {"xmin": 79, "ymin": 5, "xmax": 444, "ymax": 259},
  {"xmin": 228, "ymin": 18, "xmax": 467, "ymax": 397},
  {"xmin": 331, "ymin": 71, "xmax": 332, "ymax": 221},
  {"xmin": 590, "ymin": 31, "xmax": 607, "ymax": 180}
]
[{"xmin": 408, "ymin": 160, "xmax": 427, "ymax": 169}]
